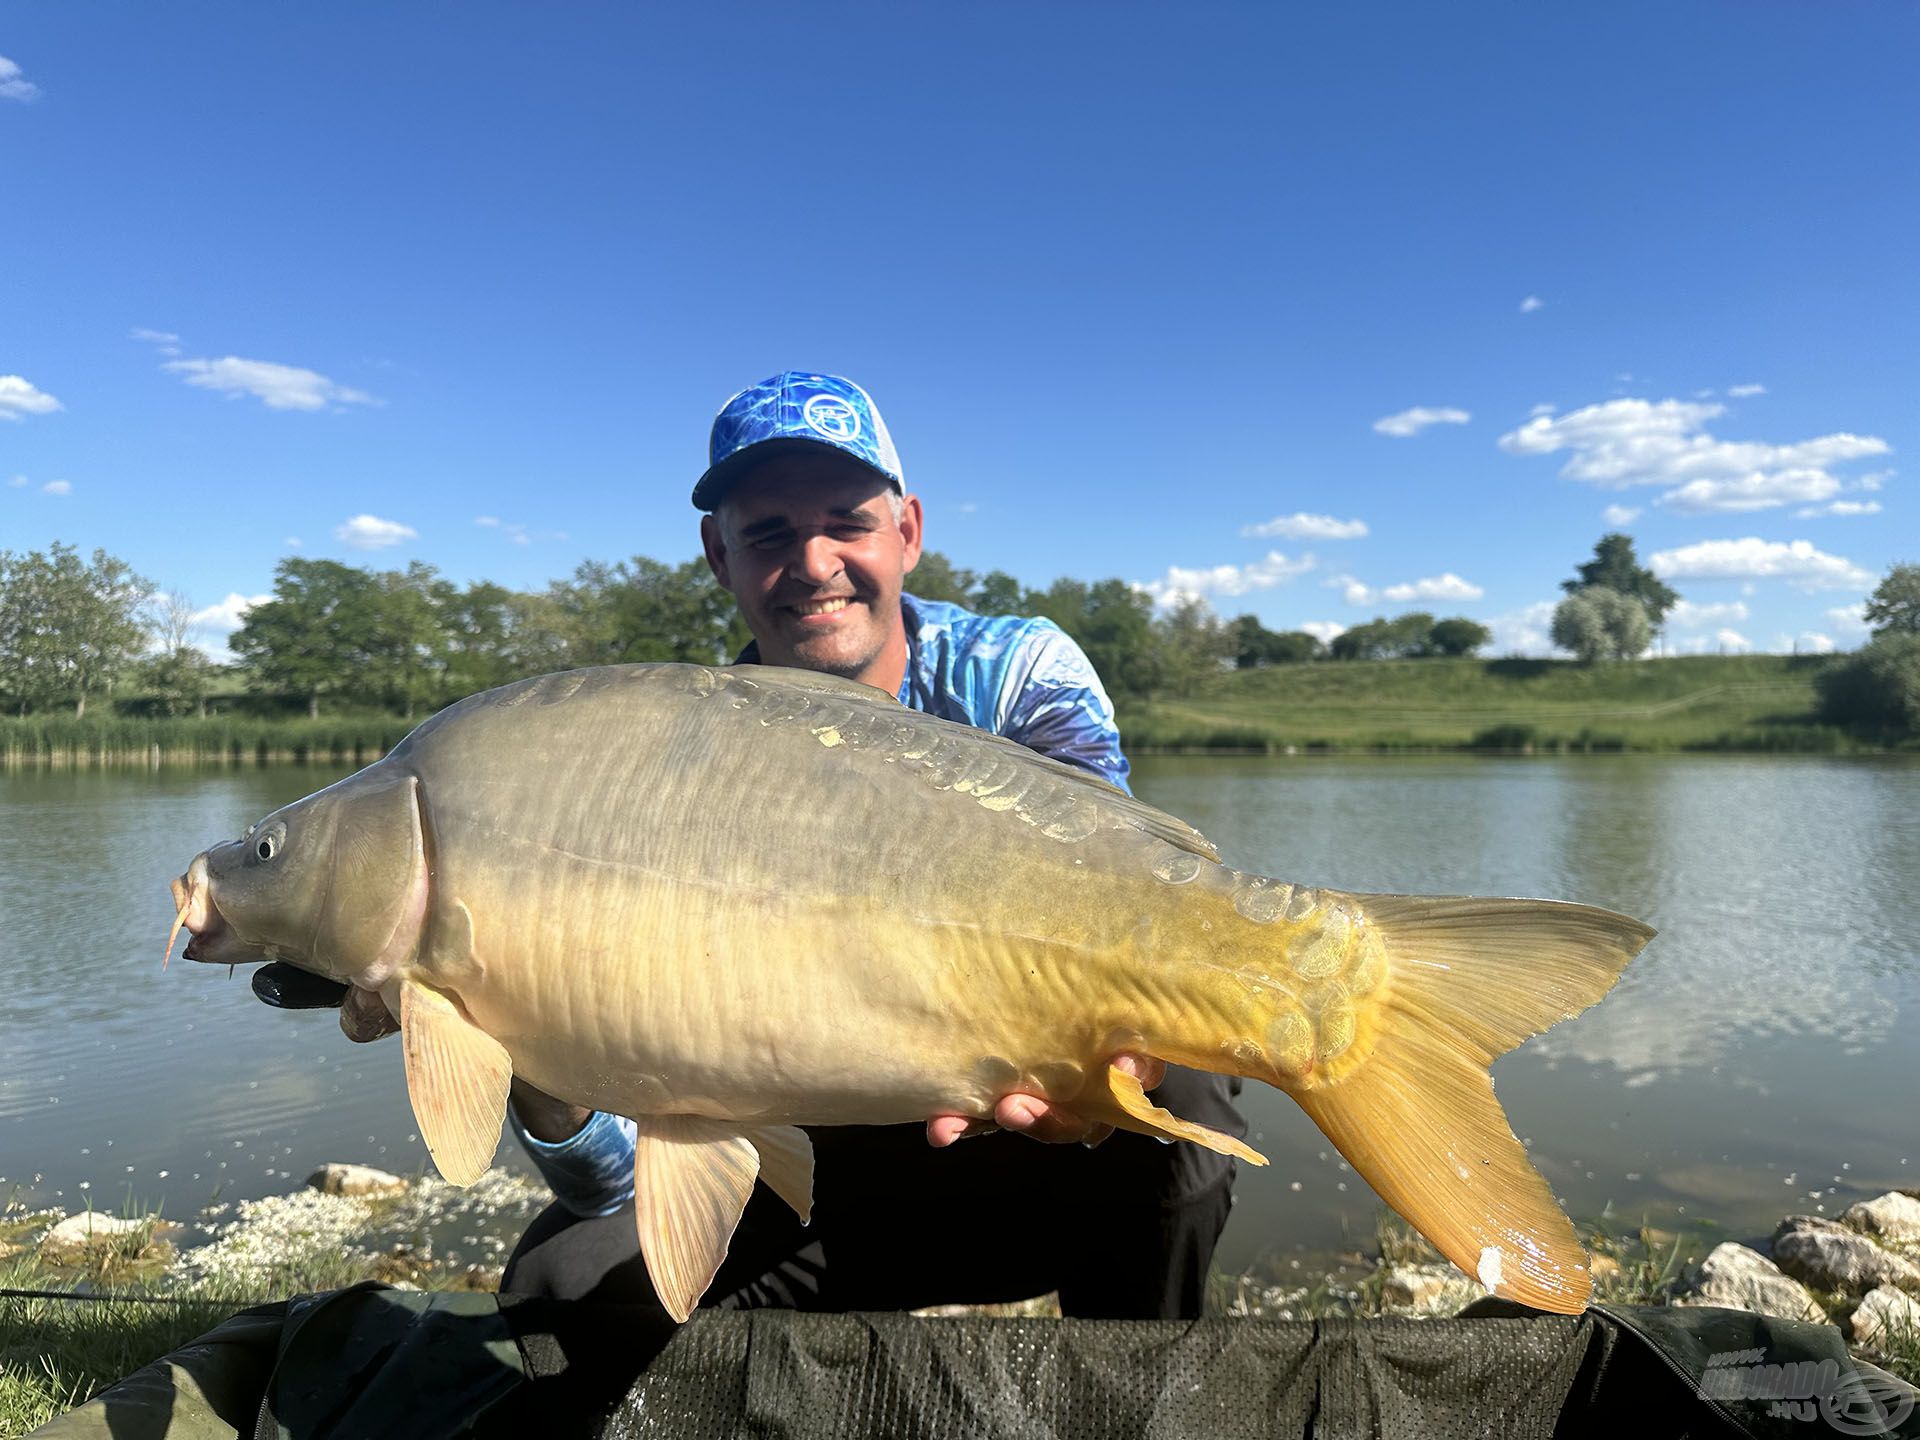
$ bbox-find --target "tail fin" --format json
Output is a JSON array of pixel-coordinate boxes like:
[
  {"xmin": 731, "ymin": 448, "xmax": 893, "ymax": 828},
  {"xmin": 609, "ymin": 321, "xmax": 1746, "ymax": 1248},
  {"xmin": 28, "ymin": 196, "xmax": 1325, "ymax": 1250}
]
[{"xmin": 1291, "ymin": 896, "xmax": 1653, "ymax": 1314}]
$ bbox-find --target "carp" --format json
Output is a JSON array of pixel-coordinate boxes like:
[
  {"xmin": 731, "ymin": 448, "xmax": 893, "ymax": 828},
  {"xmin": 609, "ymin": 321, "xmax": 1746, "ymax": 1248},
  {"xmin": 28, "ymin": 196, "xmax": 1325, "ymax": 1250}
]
[{"xmin": 168, "ymin": 663, "xmax": 1653, "ymax": 1319}]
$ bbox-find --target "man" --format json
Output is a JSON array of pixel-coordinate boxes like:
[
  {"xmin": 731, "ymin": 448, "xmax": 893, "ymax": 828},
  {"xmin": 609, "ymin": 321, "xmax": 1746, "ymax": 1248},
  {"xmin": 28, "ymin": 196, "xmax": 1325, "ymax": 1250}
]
[{"xmin": 260, "ymin": 371, "xmax": 1243, "ymax": 1319}]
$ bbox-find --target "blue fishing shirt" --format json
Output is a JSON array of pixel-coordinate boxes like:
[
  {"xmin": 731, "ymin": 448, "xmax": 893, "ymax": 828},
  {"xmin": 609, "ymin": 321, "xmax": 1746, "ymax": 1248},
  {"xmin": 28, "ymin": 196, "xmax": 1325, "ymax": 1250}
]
[{"xmin": 511, "ymin": 593, "xmax": 1130, "ymax": 1216}]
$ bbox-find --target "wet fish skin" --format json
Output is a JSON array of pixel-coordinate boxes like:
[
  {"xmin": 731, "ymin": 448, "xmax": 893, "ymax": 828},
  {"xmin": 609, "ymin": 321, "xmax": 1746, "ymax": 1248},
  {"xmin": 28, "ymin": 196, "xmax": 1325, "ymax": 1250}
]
[{"xmin": 170, "ymin": 662, "xmax": 1654, "ymax": 1320}]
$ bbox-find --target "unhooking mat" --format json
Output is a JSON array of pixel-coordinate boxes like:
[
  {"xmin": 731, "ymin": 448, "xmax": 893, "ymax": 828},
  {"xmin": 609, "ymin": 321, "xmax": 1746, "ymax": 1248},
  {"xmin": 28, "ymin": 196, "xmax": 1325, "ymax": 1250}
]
[{"xmin": 23, "ymin": 1284, "xmax": 1919, "ymax": 1440}]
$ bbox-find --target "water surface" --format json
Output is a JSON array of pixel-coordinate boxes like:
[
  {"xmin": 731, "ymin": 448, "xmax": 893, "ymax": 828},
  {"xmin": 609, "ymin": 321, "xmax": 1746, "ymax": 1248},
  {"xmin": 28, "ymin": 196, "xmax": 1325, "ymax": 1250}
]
[{"xmin": 2, "ymin": 756, "xmax": 1914, "ymax": 1278}]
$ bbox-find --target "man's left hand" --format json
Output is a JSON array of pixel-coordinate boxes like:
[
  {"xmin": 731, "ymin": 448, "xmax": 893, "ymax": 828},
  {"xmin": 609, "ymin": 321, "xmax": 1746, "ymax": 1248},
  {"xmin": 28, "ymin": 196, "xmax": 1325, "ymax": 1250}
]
[{"xmin": 925, "ymin": 1053, "xmax": 1165, "ymax": 1149}]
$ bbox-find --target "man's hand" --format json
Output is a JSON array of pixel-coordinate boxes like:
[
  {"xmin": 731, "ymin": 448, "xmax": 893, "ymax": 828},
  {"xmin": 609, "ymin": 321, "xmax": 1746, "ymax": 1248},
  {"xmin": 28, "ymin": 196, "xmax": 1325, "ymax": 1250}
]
[{"xmin": 925, "ymin": 1053, "xmax": 1165, "ymax": 1149}]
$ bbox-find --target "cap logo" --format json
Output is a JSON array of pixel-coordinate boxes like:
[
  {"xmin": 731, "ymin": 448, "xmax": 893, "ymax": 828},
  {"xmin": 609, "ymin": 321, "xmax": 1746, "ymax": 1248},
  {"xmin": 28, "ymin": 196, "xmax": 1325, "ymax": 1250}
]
[{"xmin": 802, "ymin": 393, "xmax": 862, "ymax": 444}]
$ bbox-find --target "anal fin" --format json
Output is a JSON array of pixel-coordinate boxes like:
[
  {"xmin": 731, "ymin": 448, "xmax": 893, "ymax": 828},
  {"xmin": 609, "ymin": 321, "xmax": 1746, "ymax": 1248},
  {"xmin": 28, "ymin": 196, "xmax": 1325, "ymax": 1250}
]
[
  {"xmin": 1104, "ymin": 1064, "xmax": 1268, "ymax": 1166},
  {"xmin": 742, "ymin": 1124, "xmax": 814, "ymax": 1224},
  {"xmin": 399, "ymin": 979, "xmax": 511, "ymax": 1186},
  {"xmin": 633, "ymin": 1116, "xmax": 762, "ymax": 1322}
]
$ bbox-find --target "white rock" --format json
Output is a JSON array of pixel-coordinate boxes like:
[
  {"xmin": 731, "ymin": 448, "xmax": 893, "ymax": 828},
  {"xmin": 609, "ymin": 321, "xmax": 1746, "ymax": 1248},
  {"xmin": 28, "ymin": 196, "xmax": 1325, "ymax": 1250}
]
[
  {"xmin": 1380, "ymin": 1264, "xmax": 1486, "ymax": 1316},
  {"xmin": 39, "ymin": 1212, "xmax": 148, "ymax": 1256},
  {"xmin": 307, "ymin": 1163, "xmax": 406, "ymax": 1196},
  {"xmin": 1672, "ymin": 1242, "xmax": 1827, "ymax": 1322},
  {"xmin": 1850, "ymin": 1286, "xmax": 1920, "ymax": 1348},
  {"xmin": 1772, "ymin": 1217, "xmax": 1920, "ymax": 1296},
  {"xmin": 1843, "ymin": 1192, "xmax": 1920, "ymax": 1246}
]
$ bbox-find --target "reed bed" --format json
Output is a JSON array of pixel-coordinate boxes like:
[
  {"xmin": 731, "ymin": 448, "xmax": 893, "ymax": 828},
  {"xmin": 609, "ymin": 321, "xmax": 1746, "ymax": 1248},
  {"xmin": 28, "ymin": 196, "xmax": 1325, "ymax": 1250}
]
[{"xmin": 0, "ymin": 715, "xmax": 417, "ymax": 768}]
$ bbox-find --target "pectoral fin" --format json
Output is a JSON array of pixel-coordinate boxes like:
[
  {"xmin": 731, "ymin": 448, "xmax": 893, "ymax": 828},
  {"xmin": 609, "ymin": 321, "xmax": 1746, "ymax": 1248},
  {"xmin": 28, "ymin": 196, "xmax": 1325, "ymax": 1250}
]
[
  {"xmin": 742, "ymin": 1125, "xmax": 814, "ymax": 1224},
  {"xmin": 633, "ymin": 1116, "xmax": 763, "ymax": 1322},
  {"xmin": 398, "ymin": 978, "xmax": 511, "ymax": 1186},
  {"xmin": 1104, "ymin": 1063, "xmax": 1268, "ymax": 1166}
]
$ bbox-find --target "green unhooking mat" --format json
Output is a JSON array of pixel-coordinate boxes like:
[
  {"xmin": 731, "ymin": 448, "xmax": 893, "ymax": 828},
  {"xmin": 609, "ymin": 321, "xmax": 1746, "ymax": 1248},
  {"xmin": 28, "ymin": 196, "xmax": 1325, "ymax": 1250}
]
[{"xmin": 23, "ymin": 1285, "xmax": 1919, "ymax": 1439}]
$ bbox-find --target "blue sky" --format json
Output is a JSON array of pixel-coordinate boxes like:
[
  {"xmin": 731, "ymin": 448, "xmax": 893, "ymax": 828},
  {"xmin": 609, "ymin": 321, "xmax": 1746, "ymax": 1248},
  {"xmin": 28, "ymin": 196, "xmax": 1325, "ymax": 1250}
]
[{"xmin": 2, "ymin": 3, "xmax": 1914, "ymax": 658}]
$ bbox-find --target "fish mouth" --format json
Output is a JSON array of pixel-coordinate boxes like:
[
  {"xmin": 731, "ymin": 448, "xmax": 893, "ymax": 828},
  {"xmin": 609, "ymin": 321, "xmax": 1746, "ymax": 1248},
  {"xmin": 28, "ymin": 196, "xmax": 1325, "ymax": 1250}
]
[{"xmin": 166, "ymin": 855, "xmax": 264, "ymax": 968}]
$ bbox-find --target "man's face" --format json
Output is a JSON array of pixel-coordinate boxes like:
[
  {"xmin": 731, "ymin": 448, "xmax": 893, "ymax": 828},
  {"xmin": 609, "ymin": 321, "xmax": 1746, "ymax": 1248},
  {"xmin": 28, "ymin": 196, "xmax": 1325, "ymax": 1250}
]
[{"xmin": 701, "ymin": 453, "xmax": 923, "ymax": 686}]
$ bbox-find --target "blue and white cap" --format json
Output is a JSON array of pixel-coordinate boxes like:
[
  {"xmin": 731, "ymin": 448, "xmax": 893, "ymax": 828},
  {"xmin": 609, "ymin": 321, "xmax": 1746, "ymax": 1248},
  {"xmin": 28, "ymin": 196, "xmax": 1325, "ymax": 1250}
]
[{"xmin": 692, "ymin": 371, "xmax": 904, "ymax": 510}]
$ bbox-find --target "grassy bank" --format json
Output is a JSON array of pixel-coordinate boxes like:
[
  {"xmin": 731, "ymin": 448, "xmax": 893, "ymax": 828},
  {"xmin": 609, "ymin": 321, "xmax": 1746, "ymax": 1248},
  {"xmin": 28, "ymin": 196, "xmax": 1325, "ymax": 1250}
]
[
  {"xmin": 1119, "ymin": 653, "xmax": 1897, "ymax": 754},
  {"xmin": 1, "ymin": 654, "xmax": 1907, "ymax": 767}
]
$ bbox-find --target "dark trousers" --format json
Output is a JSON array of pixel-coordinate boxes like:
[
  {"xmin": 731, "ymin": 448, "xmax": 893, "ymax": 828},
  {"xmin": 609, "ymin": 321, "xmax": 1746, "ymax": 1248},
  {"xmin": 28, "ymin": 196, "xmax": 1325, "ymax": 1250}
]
[{"xmin": 503, "ymin": 1117, "xmax": 1237, "ymax": 1321}]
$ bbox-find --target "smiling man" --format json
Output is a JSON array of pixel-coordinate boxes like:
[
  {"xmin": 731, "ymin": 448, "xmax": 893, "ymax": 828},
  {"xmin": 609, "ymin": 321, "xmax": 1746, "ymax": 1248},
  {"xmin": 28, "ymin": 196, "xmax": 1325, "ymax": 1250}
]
[{"xmin": 496, "ymin": 371, "xmax": 1246, "ymax": 1320}]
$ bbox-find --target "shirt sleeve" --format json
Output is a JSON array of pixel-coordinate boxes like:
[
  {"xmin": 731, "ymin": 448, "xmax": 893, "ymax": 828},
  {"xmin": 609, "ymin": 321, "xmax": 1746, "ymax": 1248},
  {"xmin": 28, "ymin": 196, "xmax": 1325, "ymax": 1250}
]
[
  {"xmin": 508, "ymin": 1106, "xmax": 636, "ymax": 1217},
  {"xmin": 999, "ymin": 622, "xmax": 1132, "ymax": 794}
]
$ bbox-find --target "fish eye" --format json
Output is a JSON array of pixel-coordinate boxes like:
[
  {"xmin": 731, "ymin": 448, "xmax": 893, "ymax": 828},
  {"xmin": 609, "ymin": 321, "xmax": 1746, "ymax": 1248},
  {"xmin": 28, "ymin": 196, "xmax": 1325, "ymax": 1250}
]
[{"xmin": 256, "ymin": 836, "xmax": 276, "ymax": 861}]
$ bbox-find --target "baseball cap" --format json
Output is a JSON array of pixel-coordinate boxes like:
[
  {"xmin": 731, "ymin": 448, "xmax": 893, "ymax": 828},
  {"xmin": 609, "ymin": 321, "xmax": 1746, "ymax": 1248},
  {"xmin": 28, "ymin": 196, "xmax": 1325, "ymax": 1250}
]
[{"xmin": 692, "ymin": 371, "xmax": 904, "ymax": 510}]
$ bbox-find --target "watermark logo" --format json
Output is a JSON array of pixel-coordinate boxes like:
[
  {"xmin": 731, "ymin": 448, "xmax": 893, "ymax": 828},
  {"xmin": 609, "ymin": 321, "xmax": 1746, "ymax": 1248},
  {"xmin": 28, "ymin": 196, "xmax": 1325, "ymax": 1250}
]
[
  {"xmin": 1700, "ymin": 1348, "xmax": 1914, "ymax": 1435},
  {"xmin": 802, "ymin": 393, "xmax": 862, "ymax": 444}
]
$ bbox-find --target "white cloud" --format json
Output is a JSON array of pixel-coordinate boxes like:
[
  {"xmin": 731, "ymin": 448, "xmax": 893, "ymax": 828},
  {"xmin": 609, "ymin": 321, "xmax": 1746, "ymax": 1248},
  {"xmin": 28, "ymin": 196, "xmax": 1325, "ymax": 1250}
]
[
  {"xmin": 1649, "ymin": 537, "xmax": 1874, "ymax": 591},
  {"xmin": 954, "ymin": 501, "xmax": 978, "ymax": 515},
  {"xmin": 1139, "ymin": 551, "xmax": 1315, "ymax": 608},
  {"xmin": 1299, "ymin": 621, "xmax": 1347, "ymax": 645},
  {"xmin": 284, "ymin": 537, "xmax": 302, "ymax": 549},
  {"xmin": 0, "ymin": 54, "xmax": 39, "ymax": 103},
  {"xmin": 164, "ymin": 356, "xmax": 377, "ymax": 412},
  {"xmin": 1728, "ymin": 383, "xmax": 1766, "ymax": 398},
  {"xmin": 8, "ymin": 474, "xmax": 26, "ymax": 487},
  {"xmin": 190, "ymin": 592, "xmax": 271, "ymax": 634},
  {"xmin": 1659, "ymin": 469, "xmax": 1843, "ymax": 514},
  {"xmin": 1519, "ymin": 295, "xmax": 1544, "ymax": 313},
  {"xmin": 1795, "ymin": 498, "xmax": 1882, "ymax": 519},
  {"xmin": 1498, "ymin": 396, "xmax": 1888, "ymax": 514},
  {"xmin": 131, "ymin": 327, "xmax": 184, "ymax": 357},
  {"xmin": 1858, "ymin": 471, "xmax": 1889, "ymax": 491},
  {"xmin": 186, "ymin": 592, "xmax": 273, "ymax": 658},
  {"xmin": 0, "ymin": 375, "xmax": 63, "ymax": 420},
  {"xmin": 475, "ymin": 514, "xmax": 558, "ymax": 546},
  {"xmin": 1825, "ymin": 602, "xmax": 1868, "ymax": 634},
  {"xmin": 1239, "ymin": 512, "xmax": 1368, "ymax": 541},
  {"xmin": 1774, "ymin": 629, "xmax": 1835, "ymax": 652},
  {"xmin": 1715, "ymin": 629, "xmax": 1752, "ymax": 653},
  {"xmin": 1530, "ymin": 403, "xmax": 1557, "ymax": 418},
  {"xmin": 1602, "ymin": 504, "xmax": 1641, "ymax": 525},
  {"xmin": 1333, "ymin": 571, "xmax": 1484, "ymax": 605},
  {"xmin": 1373, "ymin": 406, "xmax": 1471, "ymax": 438},
  {"xmin": 334, "ymin": 514, "xmax": 417, "ymax": 550},
  {"xmin": 40, "ymin": 479, "xmax": 71, "ymax": 496},
  {"xmin": 1485, "ymin": 600, "xmax": 1558, "ymax": 657},
  {"xmin": 1667, "ymin": 599, "xmax": 1749, "ymax": 629}
]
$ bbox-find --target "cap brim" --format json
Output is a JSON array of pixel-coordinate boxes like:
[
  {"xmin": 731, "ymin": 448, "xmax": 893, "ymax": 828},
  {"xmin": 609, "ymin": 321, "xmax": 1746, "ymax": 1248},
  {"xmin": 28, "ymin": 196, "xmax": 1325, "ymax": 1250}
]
[{"xmin": 691, "ymin": 437, "xmax": 901, "ymax": 511}]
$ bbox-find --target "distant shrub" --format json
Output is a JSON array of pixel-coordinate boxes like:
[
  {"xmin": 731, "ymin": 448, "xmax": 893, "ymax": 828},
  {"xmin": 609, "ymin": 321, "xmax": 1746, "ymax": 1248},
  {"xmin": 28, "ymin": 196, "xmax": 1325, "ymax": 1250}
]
[
  {"xmin": 1815, "ymin": 634, "xmax": 1920, "ymax": 734},
  {"xmin": 1471, "ymin": 723, "xmax": 1539, "ymax": 751}
]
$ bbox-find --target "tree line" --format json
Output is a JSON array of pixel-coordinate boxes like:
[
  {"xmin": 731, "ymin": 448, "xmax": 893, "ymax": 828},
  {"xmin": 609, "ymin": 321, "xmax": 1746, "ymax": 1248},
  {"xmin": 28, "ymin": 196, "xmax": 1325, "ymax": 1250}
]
[
  {"xmin": 8, "ymin": 531, "xmax": 1909, "ymax": 733},
  {"xmin": 0, "ymin": 542, "xmax": 1497, "ymax": 720}
]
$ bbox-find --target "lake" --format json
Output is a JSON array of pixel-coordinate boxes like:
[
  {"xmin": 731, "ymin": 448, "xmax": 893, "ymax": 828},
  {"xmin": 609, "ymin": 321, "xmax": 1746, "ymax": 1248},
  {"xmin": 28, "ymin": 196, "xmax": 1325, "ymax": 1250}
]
[{"xmin": 2, "ymin": 755, "xmax": 1915, "ymax": 1281}]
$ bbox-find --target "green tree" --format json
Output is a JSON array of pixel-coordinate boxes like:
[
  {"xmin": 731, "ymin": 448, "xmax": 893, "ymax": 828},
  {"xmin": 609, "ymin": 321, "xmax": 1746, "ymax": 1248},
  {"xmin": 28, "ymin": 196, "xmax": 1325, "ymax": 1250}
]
[
  {"xmin": 1562, "ymin": 533, "xmax": 1679, "ymax": 629},
  {"xmin": 1862, "ymin": 562, "xmax": 1920, "ymax": 635},
  {"xmin": 1329, "ymin": 618, "xmax": 1390, "ymax": 661},
  {"xmin": 136, "ymin": 590, "xmax": 217, "ymax": 717},
  {"xmin": 1154, "ymin": 597, "xmax": 1231, "ymax": 697},
  {"xmin": 0, "ymin": 543, "xmax": 151, "ymax": 716},
  {"xmin": 1816, "ymin": 632, "xmax": 1920, "ymax": 734},
  {"xmin": 1382, "ymin": 611, "xmax": 1437, "ymax": 658},
  {"xmin": 1227, "ymin": 614, "xmax": 1321, "ymax": 667},
  {"xmin": 903, "ymin": 550, "xmax": 977, "ymax": 607},
  {"xmin": 970, "ymin": 570, "xmax": 1028, "ymax": 616},
  {"xmin": 233, "ymin": 559, "xmax": 384, "ymax": 717},
  {"xmin": 1429, "ymin": 617, "xmax": 1493, "ymax": 657},
  {"xmin": 1551, "ymin": 586, "xmax": 1650, "ymax": 663}
]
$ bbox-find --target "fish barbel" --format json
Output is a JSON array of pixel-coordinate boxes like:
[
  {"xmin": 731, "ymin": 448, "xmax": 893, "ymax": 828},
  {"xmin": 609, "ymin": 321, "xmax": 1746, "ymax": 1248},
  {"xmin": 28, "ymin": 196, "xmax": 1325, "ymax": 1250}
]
[{"xmin": 168, "ymin": 663, "xmax": 1653, "ymax": 1319}]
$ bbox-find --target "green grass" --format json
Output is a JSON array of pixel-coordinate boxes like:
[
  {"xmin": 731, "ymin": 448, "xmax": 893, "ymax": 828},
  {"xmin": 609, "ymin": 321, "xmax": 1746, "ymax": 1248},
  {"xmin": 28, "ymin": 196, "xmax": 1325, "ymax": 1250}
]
[{"xmin": 1118, "ymin": 653, "xmax": 1892, "ymax": 754}]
